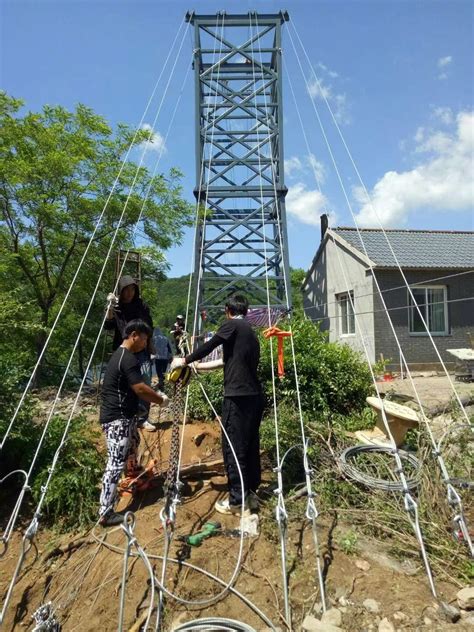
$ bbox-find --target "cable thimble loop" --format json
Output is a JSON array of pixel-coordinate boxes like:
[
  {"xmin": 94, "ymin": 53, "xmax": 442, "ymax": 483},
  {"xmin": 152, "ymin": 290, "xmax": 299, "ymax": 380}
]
[{"xmin": 306, "ymin": 496, "xmax": 319, "ymax": 521}]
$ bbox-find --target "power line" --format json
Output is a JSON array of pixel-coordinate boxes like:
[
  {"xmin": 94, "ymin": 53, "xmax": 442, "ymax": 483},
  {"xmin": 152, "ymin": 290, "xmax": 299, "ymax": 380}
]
[{"xmin": 303, "ymin": 269, "xmax": 474, "ymax": 315}]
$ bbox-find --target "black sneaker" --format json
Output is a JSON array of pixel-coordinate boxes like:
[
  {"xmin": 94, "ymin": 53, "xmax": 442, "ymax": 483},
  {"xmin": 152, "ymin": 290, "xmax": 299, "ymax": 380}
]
[{"xmin": 99, "ymin": 511, "xmax": 125, "ymax": 527}]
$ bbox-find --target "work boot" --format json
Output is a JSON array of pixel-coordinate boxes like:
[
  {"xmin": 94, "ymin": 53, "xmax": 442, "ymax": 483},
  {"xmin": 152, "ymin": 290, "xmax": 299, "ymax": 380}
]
[
  {"xmin": 99, "ymin": 510, "xmax": 125, "ymax": 527},
  {"xmin": 214, "ymin": 498, "xmax": 249, "ymax": 516},
  {"xmin": 246, "ymin": 492, "xmax": 260, "ymax": 512}
]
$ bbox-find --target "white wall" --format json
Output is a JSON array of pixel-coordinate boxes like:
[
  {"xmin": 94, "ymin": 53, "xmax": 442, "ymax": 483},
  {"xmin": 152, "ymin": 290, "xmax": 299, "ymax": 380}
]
[{"xmin": 303, "ymin": 234, "xmax": 376, "ymax": 363}]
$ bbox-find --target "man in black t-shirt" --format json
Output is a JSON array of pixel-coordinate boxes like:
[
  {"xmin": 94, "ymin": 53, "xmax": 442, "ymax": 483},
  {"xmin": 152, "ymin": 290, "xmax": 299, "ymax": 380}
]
[
  {"xmin": 171, "ymin": 294, "xmax": 264, "ymax": 515},
  {"xmin": 99, "ymin": 319, "xmax": 169, "ymax": 526}
]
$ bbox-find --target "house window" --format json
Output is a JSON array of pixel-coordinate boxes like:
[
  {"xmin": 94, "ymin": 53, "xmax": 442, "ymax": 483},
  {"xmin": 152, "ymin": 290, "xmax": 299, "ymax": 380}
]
[
  {"xmin": 408, "ymin": 286, "xmax": 448, "ymax": 335},
  {"xmin": 337, "ymin": 291, "xmax": 355, "ymax": 335}
]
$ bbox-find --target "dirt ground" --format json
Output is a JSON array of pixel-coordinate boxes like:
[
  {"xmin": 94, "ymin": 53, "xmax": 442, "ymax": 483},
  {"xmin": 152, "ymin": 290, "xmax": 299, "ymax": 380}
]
[{"xmin": 1, "ymin": 380, "xmax": 473, "ymax": 631}]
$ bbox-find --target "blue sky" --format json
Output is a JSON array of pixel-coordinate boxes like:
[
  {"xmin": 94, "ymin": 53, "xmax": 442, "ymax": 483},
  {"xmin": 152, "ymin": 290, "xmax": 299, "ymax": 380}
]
[{"xmin": 1, "ymin": 0, "xmax": 473, "ymax": 276}]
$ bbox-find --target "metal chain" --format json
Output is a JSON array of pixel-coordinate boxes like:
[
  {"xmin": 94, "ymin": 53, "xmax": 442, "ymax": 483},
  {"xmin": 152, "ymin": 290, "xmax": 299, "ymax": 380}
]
[{"xmin": 163, "ymin": 379, "xmax": 185, "ymax": 512}]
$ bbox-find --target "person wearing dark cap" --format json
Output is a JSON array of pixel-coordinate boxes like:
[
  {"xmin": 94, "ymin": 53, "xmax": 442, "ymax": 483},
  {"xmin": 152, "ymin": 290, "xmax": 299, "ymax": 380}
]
[
  {"xmin": 170, "ymin": 314, "xmax": 186, "ymax": 355},
  {"xmin": 104, "ymin": 275, "xmax": 156, "ymax": 431}
]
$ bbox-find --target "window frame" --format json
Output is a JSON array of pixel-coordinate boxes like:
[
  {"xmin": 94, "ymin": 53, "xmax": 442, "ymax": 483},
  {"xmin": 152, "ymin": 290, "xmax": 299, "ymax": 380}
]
[
  {"xmin": 337, "ymin": 290, "xmax": 355, "ymax": 337},
  {"xmin": 408, "ymin": 284, "xmax": 449, "ymax": 336}
]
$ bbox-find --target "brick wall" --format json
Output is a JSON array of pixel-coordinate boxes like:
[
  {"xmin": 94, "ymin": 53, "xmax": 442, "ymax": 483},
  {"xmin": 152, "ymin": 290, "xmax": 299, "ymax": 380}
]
[{"xmin": 373, "ymin": 269, "xmax": 474, "ymax": 369}]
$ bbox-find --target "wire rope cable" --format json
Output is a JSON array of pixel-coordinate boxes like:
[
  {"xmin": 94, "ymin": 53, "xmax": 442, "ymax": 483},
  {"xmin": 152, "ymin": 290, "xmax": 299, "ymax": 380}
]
[
  {"xmin": 0, "ymin": 28, "xmax": 190, "ymax": 554},
  {"xmin": 289, "ymin": 19, "xmax": 471, "ymax": 428},
  {"xmin": 338, "ymin": 445, "xmax": 421, "ymax": 491},
  {"xmin": 174, "ymin": 619, "xmax": 258, "ymax": 632},
  {"xmin": 286, "ymin": 23, "xmax": 473, "ymax": 559},
  {"xmin": 285, "ymin": 25, "xmax": 470, "ymax": 589},
  {"xmin": 253, "ymin": 12, "xmax": 328, "ymax": 614},
  {"xmin": 89, "ymin": 528, "xmax": 277, "ymax": 630},
  {"xmin": 248, "ymin": 14, "xmax": 292, "ymax": 626},
  {"xmin": 150, "ymin": 14, "xmax": 254, "ymax": 624},
  {"xmin": 0, "ymin": 30, "xmax": 191, "ymax": 627},
  {"xmin": 0, "ymin": 17, "xmax": 188, "ymax": 452}
]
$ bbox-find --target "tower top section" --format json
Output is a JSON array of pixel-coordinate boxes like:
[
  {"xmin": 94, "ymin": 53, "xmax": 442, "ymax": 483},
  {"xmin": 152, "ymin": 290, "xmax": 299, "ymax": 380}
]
[{"xmin": 186, "ymin": 11, "xmax": 290, "ymax": 25}]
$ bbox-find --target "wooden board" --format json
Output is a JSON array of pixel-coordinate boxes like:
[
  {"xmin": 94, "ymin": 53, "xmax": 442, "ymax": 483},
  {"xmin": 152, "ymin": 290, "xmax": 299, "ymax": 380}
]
[{"xmin": 366, "ymin": 396, "xmax": 419, "ymax": 423}]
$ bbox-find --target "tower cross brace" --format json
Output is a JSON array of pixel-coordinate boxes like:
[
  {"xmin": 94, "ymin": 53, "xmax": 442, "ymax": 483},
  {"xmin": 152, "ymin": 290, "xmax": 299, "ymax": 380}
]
[{"xmin": 186, "ymin": 10, "xmax": 292, "ymax": 330}]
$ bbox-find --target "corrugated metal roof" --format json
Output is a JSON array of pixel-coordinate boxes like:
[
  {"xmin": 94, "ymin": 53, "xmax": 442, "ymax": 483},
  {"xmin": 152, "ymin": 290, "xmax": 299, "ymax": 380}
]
[{"xmin": 333, "ymin": 228, "xmax": 474, "ymax": 268}]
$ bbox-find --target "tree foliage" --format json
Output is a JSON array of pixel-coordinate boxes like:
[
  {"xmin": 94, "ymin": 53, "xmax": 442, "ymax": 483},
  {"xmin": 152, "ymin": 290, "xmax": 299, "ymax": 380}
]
[{"xmin": 0, "ymin": 92, "xmax": 192, "ymax": 382}]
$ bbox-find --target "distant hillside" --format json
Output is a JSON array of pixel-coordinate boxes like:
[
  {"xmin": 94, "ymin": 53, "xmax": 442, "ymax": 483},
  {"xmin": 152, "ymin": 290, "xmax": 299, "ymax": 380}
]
[{"xmin": 143, "ymin": 269, "xmax": 304, "ymax": 332}]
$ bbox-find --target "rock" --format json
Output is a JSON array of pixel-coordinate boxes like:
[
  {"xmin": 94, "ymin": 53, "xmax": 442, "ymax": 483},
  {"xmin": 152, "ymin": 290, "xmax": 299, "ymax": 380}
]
[
  {"xmin": 301, "ymin": 614, "xmax": 343, "ymax": 632},
  {"xmin": 192, "ymin": 431, "xmax": 207, "ymax": 446},
  {"xmin": 338, "ymin": 596, "xmax": 352, "ymax": 607},
  {"xmin": 312, "ymin": 602, "xmax": 324, "ymax": 615},
  {"xmin": 392, "ymin": 611, "xmax": 407, "ymax": 623},
  {"xmin": 334, "ymin": 586, "xmax": 347, "ymax": 600},
  {"xmin": 321, "ymin": 608, "xmax": 342, "ymax": 627},
  {"xmin": 378, "ymin": 618, "xmax": 395, "ymax": 632},
  {"xmin": 355, "ymin": 559, "xmax": 371, "ymax": 572},
  {"xmin": 171, "ymin": 612, "xmax": 189, "ymax": 629},
  {"xmin": 439, "ymin": 601, "xmax": 461, "ymax": 623},
  {"xmin": 400, "ymin": 559, "xmax": 418, "ymax": 575},
  {"xmin": 424, "ymin": 606, "xmax": 438, "ymax": 618},
  {"xmin": 457, "ymin": 586, "xmax": 474, "ymax": 610},
  {"xmin": 423, "ymin": 617, "xmax": 432, "ymax": 625},
  {"xmin": 363, "ymin": 598, "xmax": 381, "ymax": 614}
]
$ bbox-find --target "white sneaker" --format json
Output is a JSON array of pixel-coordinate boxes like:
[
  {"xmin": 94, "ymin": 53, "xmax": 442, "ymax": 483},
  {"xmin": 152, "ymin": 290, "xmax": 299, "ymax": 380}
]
[
  {"xmin": 215, "ymin": 498, "xmax": 249, "ymax": 515},
  {"xmin": 139, "ymin": 420, "xmax": 157, "ymax": 432}
]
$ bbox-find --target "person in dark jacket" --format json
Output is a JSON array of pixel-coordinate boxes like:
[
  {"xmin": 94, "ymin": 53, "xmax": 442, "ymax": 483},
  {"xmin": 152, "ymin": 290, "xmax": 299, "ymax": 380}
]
[
  {"xmin": 151, "ymin": 327, "xmax": 173, "ymax": 390},
  {"xmin": 171, "ymin": 294, "xmax": 263, "ymax": 516},
  {"xmin": 104, "ymin": 275, "xmax": 156, "ymax": 430}
]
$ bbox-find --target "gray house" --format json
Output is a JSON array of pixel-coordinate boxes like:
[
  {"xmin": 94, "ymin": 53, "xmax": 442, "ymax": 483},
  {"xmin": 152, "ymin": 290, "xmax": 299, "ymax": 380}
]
[{"xmin": 302, "ymin": 215, "xmax": 474, "ymax": 370}]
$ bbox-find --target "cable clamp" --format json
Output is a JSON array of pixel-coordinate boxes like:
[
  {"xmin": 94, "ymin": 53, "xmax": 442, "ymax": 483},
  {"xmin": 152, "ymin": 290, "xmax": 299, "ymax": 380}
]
[
  {"xmin": 25, "ymin": 516, "xmax": 39, "ymax": 540},
  {"xmin": 306, "ymin": 498, "xmax": 319, "ymax": 520}
]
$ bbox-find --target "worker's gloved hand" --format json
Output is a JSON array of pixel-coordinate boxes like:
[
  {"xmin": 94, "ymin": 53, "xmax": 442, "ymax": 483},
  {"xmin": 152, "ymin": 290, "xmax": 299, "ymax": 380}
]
[
  {"xmin": 170, "ymin": 357, "xmax": 186, "ymax": 371},
  {"xmin": 156, "ymin": 392, "xmax": 169, "ymax": 408},
  {"xmin": 106, "ymin": 292, "xmax": 119, "ymax": 309}
]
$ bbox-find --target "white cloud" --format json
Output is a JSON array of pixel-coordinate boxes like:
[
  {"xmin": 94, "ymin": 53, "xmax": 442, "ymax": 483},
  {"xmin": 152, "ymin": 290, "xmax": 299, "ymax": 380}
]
[
  {"xmin": 437, "ymin": 55, "xmax": 452, "ymax": 68},
  {"xmin": 284, "ymin": 156, "xmax": 304, "ymax": 177},
  {"xmin": 432, "ymin": 106, "xmax": 454, "ymax": 125},
  {"xmin": 286, "ymin": 182, "xmax": 329, "ymax": 226},
  {"xmin": 285, "ymin": 153, "xmax": 326, "ymax": 183},
  {"xmin": 306, "ymin": 61, "xmax": 350, "ymax": 125},
  {"xmin": 308, "ymin": 77, "xmax": 332, "ymax": 101},
  {"xmin": 140, "ymin": 123, "xmax": 166, "ymax": 154},
  {"xmin": 355, "ymin": 111, "xmax": 474, "ymax": 227},
  {"xmin": 437, "ymin": 55, "xmax": 453, "ymax": 80},
  {"xmin": 308, "ymin": 153, "xmax": 326, "ymax": 183}
]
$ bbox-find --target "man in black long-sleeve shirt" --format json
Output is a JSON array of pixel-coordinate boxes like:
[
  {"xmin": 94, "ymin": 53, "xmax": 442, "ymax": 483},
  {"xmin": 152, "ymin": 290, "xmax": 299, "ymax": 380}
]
[{"xmin": 171, "ymin": 294, "xmax": 264, "ymax": 515}]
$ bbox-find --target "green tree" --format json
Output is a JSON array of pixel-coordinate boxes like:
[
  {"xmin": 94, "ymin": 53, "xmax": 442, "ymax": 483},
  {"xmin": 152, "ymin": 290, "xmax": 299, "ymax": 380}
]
[{"xmin": 0, "ymin": 92, "xmax": 192, "ymax": 381}]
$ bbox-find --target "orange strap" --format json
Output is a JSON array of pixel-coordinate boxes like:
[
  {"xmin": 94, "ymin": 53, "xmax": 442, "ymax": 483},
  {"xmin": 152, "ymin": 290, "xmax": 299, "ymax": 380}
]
[{"xmin": 263, "ymin": 326, "xmax": 292, "ymax": 378}]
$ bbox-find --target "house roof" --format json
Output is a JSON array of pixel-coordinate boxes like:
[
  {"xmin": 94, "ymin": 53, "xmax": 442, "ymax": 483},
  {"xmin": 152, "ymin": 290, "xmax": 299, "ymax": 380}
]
[{"xmin": 332, "ymin": 228, "xmax": 474, "ymax": 269}]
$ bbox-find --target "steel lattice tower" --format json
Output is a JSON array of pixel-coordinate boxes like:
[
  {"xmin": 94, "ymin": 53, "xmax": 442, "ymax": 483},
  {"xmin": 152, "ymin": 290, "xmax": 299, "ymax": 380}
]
[{"xmin": 186, "ymin": 11, "xmax": 291, "ymax": 330}]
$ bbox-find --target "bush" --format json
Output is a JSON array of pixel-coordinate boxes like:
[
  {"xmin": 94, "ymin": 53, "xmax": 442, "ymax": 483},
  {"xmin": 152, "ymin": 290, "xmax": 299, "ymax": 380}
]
[
  {"xmin": 259, "ymin": 317, "xmax": 373, "ymax": 417},
  {"xmin": 31, "ymin": 414, "xmax": 105, "ymax": 531},
  {"xmin": 187, "ymin": 370, "xmax": 223, "ymax": 420},
  {"xmin": 0, "ymin": 357, "xmax": 104, "ymax": 531},
  {"xmin": 0, "ymin": 359, "xmax": 40, "ymax": 477}
]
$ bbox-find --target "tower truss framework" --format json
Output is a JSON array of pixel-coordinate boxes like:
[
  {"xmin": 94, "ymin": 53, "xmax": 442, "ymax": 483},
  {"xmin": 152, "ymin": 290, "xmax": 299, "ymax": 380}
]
[{"xmin": 187, "ymin": 10, "xmax": 292, "ymax": 328}]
